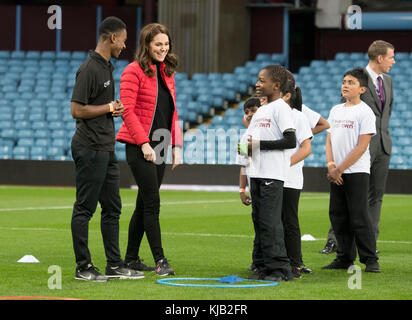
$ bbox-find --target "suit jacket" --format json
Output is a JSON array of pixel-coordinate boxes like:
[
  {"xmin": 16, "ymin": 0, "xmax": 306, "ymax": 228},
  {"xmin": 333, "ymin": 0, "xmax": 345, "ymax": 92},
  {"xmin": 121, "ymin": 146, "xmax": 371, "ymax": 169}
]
[{"xmin": 361, "ymin": 68, "xmax": 393, "ymax": 156}]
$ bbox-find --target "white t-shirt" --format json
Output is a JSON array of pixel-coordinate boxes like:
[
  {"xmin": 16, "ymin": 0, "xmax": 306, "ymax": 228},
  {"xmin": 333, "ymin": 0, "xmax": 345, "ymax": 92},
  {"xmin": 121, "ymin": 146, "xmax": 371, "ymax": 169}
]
[
  {"xmin": 246, "ymin": 98, "xmax": 296, "ymax": 181},
  {"xmin": 236, "ymin": 131, "xmax": 251, "ymax": 189},
  {"xmin": 302, "ymin": 104, "xmax": 321, "ymax": 130},
  {"xmin": 236, "ymin": 131, "xmax": 249, "ymax": 167},
  {"xmin": 284, "ymin": 109, "xmax": 313, "ymax": 190},
  {"xmin": 327, "ymin": 101, "xmax": 376, "ymax": 174}
]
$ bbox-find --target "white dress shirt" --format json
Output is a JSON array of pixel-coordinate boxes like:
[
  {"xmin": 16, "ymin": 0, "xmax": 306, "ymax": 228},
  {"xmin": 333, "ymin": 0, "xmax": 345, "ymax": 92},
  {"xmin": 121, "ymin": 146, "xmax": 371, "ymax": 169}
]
[{"xmin": 365, "ymin": 64, "xmax": 383, "ymax": 93}]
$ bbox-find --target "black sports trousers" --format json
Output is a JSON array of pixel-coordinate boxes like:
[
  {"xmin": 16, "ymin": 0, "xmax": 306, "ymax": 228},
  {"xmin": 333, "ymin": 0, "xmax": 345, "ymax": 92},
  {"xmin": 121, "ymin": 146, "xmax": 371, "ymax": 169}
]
[
  {"xmin": 329, "ymin": 173, "xmax": 378, "ymax": 264},
  {"xmin": 281, "ymin": 187, "xmax": 303, "ymax": 268},
  {"xmin": 124, "ymin": 143, "xmax": 166, "ymax": 264},
  {"xmin": 250, "ymin": 178, "xmax": 291, "ymax": 276},
  {"xmin": 71, "ymin": 139, "xmax": 123, "ymax": 269}
]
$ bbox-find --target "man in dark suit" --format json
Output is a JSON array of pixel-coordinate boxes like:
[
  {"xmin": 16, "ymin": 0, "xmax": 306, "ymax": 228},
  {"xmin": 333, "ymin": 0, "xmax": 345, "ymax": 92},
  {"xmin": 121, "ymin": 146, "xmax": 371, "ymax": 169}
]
[
  {"xmin": 320, "ymin": 40, "xmax": 395, "ymax": 254},
  {"xmin": 363, "ymin": 40, "xmax": 395, "ymax": 243}
]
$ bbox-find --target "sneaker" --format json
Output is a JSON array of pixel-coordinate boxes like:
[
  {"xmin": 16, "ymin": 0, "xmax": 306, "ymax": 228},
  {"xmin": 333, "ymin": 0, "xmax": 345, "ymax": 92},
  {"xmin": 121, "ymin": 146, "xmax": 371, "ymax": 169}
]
[
  {"xmin": 248, "ymin": 263, "xmax": 258, "ymax": 272},
  {"xmin": 365, "ymin": 260, "xmax": 381, "ymax": 273},
  {"xmin": 105, "ymin": 265, "xmax": 145, "ymax": 279},
  {"xmin": 291, "ymin": 266, "xmax": 302, "ymax": 279},
  {"xmin": 263, "ymin": 272, "xmax": 284, "ymax": 282},
  {"xmin": 155, "ymin": 258, "xmax": 175, "ymax": 276},
  {"xmin": 319, "ymin": 239, "xmax": 338, "ymax": 254},
  {"xmin": 263, "ymin": 270, "xmax": 294, "ymax": 282},
  {"xmin": 75, "ymin": 264, "xmax": 109, "ymax": 282},
  {"xmin": 300, "ymin": 266, "xmax": 313, "ymax": 274},
  {"xmin": 322, "ymin": 259, "xmax": 353, "ymax": 270},
  {"xmin": 248, "ymin": 269, "xmax": 266, "ymax": 280},
  {"xmin": 126, "ymin": 259, "xmax": 155, "ymax": 271}
]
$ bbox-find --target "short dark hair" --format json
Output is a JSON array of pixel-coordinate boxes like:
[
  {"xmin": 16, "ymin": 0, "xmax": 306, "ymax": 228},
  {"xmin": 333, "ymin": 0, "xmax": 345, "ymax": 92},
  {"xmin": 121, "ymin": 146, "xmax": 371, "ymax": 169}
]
[
  {"xmin": 263, "ymin": 65, "xmax": 288, "ymax": 93},
  {"xmin": 244, "ymin": 97, "xmax": 261, "ymax": 110},
  {"xmin": 98, "ymin": 16, "xmax": 126, "ymax": 40},
  {"xmin": 343, "ymin": 67, "xmax": 368, "ymax": 87}
]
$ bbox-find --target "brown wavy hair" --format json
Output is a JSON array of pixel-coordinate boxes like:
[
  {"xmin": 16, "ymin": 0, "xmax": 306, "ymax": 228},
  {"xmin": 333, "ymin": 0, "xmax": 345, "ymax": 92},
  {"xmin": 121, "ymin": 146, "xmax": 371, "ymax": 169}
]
[{"xmin": 135, "ymin": 23, "xmax": 178, "ymax": 77}]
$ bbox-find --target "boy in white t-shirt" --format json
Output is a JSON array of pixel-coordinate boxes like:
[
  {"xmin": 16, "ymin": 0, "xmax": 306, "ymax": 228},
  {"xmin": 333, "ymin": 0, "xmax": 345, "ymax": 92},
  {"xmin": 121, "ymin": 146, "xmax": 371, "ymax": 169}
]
[
  {"xmin": 240, "ymin": 65, "xmax": 297, "ymax": 282},
  {"xmin": 237, "ymin": 97, "xmax": 261, "ymax": 205},
  {"xmin": 237, "ymin": 97, "xmax": 260, "ymax": 273},
  {"xmin": 322, "ymin": 68, "xmax": 380, "ymax": 272}
]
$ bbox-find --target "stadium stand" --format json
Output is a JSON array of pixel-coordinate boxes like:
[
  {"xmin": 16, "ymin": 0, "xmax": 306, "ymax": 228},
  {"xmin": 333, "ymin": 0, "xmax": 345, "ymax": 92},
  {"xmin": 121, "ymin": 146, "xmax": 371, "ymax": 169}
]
[
  {"xmin": 180, "ymin": 51, "xmax": 412, "ymax": 168},
  {"xmin": 0, "ymin": 50, "xmax": 411, "ymax": 169}
]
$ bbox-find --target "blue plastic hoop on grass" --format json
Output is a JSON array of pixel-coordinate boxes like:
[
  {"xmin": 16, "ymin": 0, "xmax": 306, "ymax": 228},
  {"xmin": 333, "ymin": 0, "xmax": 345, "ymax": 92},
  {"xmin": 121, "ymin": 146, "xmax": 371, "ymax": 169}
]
[{"xmin": 157, "ymin": 277, "xmax": 278, "ymax": 288}]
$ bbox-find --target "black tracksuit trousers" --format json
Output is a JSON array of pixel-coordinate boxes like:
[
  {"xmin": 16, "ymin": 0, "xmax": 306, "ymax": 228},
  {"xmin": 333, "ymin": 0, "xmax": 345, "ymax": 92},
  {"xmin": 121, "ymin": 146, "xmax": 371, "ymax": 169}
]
[
  {"xmin": 71, "ymin": 139, "xmax": 123, "ymax": 269},
  {"xmin": 250, "ymin": 178, "xmax": 292, "ymax": 277}
]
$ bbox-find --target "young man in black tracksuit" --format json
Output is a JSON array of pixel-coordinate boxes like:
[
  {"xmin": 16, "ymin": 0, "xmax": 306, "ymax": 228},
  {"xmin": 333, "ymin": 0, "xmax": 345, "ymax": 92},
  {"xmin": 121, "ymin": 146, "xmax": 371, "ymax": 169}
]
[{"xmin": 70, "ymin": 17, "xmax": 143, "ymax": 281}]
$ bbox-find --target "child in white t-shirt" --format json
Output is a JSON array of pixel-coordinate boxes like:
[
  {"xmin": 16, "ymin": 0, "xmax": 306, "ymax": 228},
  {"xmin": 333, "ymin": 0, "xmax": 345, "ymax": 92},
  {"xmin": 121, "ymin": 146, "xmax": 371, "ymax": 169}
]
[
  {"xmin": 322, "ymin": 68, "xmax": 380, "ymax": 273},
  {"xmin": 285, "ymin": 71, "xmax": 337, "ymax": 258},
  {"xmin": 237, "ymin": 97, "xmax": 261, "ymax": 205},
  {"xmin": 280, "ymin": 80, "xmax": 313, "ymax": 279},
  {"xmin": 237, "ymin": 97, "xmax": 261, "ymax": 273},
  {"xmin": 240, "ymin": 65, "xmax": 297, "ymax": 282}
]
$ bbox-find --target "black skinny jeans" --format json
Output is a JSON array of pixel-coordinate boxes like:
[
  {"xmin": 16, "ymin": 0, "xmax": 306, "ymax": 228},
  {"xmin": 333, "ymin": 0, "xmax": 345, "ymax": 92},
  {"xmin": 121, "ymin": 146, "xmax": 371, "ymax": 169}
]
[{"xmin": 124, "ymin": 143, "xmax": 166, "ymax": 264}]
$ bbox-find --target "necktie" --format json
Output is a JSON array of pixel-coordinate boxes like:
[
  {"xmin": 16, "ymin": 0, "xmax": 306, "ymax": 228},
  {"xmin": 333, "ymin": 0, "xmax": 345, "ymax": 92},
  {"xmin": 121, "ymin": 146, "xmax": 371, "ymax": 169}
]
[{"xmin": 377, "ymin": 76, "xmax": 385, "ymax": 111}]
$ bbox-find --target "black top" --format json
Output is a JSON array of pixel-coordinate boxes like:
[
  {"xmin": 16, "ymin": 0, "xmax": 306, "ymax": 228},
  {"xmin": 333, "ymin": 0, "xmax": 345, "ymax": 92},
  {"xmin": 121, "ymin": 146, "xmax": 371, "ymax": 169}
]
[
  {"xmin": 149, "ymin": 61, "xmax": 175, "ymax": 149},
  {"xmin": 71, "ymin": 50, "xmax": 115, "ymax": 151}
]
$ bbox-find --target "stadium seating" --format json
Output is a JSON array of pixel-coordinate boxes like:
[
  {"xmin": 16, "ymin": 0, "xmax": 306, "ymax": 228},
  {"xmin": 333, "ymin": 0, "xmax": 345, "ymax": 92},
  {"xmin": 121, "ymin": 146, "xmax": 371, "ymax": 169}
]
[
  {"xmin": 180, "ymin": 51, "xmax": 412, "ymax": 168},
  {"xmin": 0, "ymin": 50, "xmax": 411, "ymax": 168},
  {"xmin": 0, "ymin": 50, "xmax": 130, "ymax": 161}
]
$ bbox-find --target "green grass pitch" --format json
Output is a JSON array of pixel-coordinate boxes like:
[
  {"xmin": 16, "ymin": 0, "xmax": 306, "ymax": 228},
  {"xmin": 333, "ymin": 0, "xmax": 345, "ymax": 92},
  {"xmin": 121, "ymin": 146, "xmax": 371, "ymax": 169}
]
[{"xmin": 0, "ymin": 186, "xmax": 411, "ymax": 300}]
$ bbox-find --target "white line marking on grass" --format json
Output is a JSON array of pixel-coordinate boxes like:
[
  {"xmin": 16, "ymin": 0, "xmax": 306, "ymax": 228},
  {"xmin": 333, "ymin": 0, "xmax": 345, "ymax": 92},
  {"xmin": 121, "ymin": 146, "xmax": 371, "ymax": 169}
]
[
  {"xmin": 0, "ymin": 206, "xmax": 73, "ymax": 212},
  {"xmin": 163, "ymin": 232, "xmax": 253, "ymax": 239},
  {"xmin": 0, "ymin": 226, "xmax": 59, "ymax": 232},
  {"xmin": 0, "ymin": 226, "xmax": 411, "ymax": 245},
  {"xmin": 0, "ymin": 199, "xmax": 239, "ymax": 212},
  {"xmin": 161, "ymin": 200, "xmax": 238, "ymax": 205},
  {"xmin": 5, "ymin": 194, "xmax": 406, "ymax": 212}
]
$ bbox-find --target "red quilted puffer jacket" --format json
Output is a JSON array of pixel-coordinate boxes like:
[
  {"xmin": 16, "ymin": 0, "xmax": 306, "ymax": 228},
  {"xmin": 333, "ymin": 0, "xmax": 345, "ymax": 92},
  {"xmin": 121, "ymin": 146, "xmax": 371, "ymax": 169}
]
[{"xmin": 116, "ymin": 61, "xmax": 183, "ymax": 148}]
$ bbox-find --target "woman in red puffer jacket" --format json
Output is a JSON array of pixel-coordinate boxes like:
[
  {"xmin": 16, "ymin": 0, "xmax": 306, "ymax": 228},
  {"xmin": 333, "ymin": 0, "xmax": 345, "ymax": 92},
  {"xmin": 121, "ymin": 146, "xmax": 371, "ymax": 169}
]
[{"xmin": 116, "ymin": 23, "xmax": 183, "ymax": 276}]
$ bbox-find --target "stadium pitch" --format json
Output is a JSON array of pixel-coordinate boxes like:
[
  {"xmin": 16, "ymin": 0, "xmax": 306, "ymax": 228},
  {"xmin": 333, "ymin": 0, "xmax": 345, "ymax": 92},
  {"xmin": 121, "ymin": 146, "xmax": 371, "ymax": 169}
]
[{"xmin": 0, "ymin": 186, "xmax": 411, "ymax": 300}]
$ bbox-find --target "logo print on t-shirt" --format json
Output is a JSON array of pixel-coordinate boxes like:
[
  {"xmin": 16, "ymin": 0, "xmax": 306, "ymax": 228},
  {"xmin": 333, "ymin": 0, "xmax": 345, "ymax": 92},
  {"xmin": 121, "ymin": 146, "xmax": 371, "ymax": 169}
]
[
  {"xmin": 104, "ymin": 80, "xmax": 111, "ymax": 88},
  {"xmin": 255, "ymin": 118, "xmax": 271, "ymax": 128},
  {"xmin": 333, "ymin": 119, "xmax": 354, "ymax": 129}
]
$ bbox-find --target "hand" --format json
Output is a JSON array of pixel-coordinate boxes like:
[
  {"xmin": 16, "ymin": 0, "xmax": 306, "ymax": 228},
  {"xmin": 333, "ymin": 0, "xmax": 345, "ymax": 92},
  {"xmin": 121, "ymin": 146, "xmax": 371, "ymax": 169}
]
[
  {"xmin": 141, "ymin": 143, "xmax": 156, "ymax": 162},
  {"xmin": 171, "ymin": 147, "xmax": 182, "ymax": 170},
  {"xmin": 327, "ymin": 166, "xmax": 343, "ymax": 185},
  {"xmin": 112, "ymin": 99, "xmax": 124, "ymax": 117},
  {"xmin": 247, "ymin": 136, "xmax": 259, "ymax": 157},
  {"xmin": 240, "ymin": 192, "xmax": 252, "ymax": 206}
]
